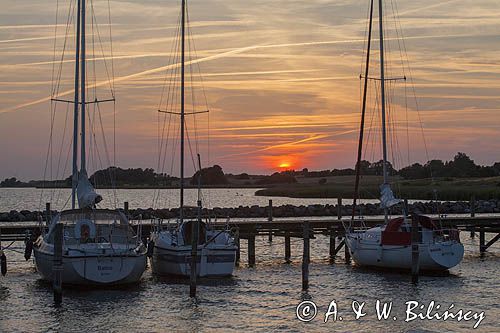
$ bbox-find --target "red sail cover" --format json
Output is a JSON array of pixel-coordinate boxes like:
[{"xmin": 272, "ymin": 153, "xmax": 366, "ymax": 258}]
[
  {"xmin": 412, "ymin": 214, "xmax": 437, "ymax": 230},
  {"xmin": 381, "ymin": 215, "xmax": 438, "ymax": 245},
  {"xmin": 382, "ymin": 217, "xmax": 411, "ymax": 245}
]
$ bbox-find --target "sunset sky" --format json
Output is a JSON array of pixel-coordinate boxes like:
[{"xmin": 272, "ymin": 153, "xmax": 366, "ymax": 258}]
[{"xmin": 1, "ymin": 0, "xmax": 499, "ymax": 180}]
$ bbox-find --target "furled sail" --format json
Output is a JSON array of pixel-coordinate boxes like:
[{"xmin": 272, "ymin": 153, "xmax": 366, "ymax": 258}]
[
  {"xmin": 77, "ymin": 170, "xmax": 103, "ymax": 208},
  {"xmin": 379, "ymin": 183, "xmax": 401, "ymax": 209}
]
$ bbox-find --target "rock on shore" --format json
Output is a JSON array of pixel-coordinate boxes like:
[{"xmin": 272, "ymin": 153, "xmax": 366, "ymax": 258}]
[{"xmin": 1, "ymin": 199, "xmax": 499, "ymax": 222}]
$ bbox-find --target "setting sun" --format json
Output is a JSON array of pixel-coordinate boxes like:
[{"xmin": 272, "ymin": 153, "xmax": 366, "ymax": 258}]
[{"xmin": 278, "ymin": 162, "xmax": 292, "ymax": 169}]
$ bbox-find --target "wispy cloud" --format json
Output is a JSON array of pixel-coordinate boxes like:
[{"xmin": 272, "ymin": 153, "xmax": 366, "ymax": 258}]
[
  {"xmin": 1, "ymin": 32, "xmax": 490, "ymax": 114},
  {"xmin": 1, "ymin": 0, "xmax": 499, "ymax": 178}
]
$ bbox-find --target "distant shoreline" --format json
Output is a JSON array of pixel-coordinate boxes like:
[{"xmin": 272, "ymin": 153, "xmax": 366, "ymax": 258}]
[{"xmin": 2, "ymin": 174, "xmax": 500, "ymax": 202}]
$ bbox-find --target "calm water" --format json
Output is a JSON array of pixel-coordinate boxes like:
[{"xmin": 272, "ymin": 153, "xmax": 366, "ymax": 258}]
[
  {"xmin": 0, "ymin": 187, "xmax": 369, "ymax": 212},
  {"xmin": 0, "ymin": 236, "xmax": 498, "ymax": 332},
  {"xmin": 0, "ymin": 188, "xmax": 498, "ymax": 332}
]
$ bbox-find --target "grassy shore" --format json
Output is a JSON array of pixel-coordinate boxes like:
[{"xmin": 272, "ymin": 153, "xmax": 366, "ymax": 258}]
[{"xmin": 255, "ymin": 175, "xmax": 500, "ymax": 201}]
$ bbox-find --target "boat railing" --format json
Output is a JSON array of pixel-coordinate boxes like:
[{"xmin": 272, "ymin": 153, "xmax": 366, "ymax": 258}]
[{"xmin": 433, "ymin": 228, "xmax": 461, "ymax": 242}]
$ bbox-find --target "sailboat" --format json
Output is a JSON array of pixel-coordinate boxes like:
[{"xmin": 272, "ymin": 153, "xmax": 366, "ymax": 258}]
[
  {"xmin": 344, "ymin": 0, "xmax": 464, "ymax": 271},
  {"xmin": 149, "ymin": 0, "xmax": 237, "ymax": 278},
  {"xmin": 33, "ymin": 0, "xmax": 147, "ymax": 285}
]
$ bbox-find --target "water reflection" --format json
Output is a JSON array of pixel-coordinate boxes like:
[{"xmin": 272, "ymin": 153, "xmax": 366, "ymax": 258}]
[{"xmin": 0, "ymin": 236, "xmax": 497, "ymax": 332}]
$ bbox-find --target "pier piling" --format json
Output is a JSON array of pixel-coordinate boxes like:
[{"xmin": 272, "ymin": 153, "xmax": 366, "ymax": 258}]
[
  {"xmin": 337, "ymin": 198, "xmax": 342, "ymax": 220},
  {"xmin": 479, "ymin": 227, "xmax": 485, "ymax": 253},
  {"xmin": 45, "ymin": 203, "xmax": 51, "ymax": 226},
  {"xmin": 285, "ymin": 232, "xmax": 291, "ymax": 263},
  {"xmin": 344, "ymin": 237, "xmax": 351, "ymax": 263},
  {"xmin": 248, "ymin": 235, "xmax": 256, "ymax": 267},
  {"xmin": 53, "ymin": 222, "xmax": 63, "ymax": 305},
  {"xmin": 302, "ymin": 222, "xmax": 310, "ymax": 290},
  {"xmin": 329, "ymin": 228, "xmax": 336, "ymax": 262},
  {"xmin": 470, "ymin": 196, "xmax": 476, "ymax": 217},
  {"xmin": 189, "ymin": 200, "xmax": 201, "ymax": 298},
  {"xmin": 124, "ymin": 201, "xmax": 129, "ymax": 218},
  {"xmin": 235, "ymin": 228, "xmax": 240, "ymax": 266},
  {"xmin": 0, "ymin": 227, "xmax": 5, "ymax": 277},
  {"xmin": 411, "ymin": 217, "xmax": 420, "ymax": 283},
  {"xmin": 268, "ymin": 200, "xmax": 273, "ymax": 242},
  {"xmin": 470, "ymin": 196, "xmax": 476, "ymax": 238}
]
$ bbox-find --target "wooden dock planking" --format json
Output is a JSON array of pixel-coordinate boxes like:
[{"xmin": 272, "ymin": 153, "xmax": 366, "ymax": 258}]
[
  {"xmin": 1, "ymin": 215, "xmax": 500, "ymax": 238},
  {"xmin": 1, "ymin": 215, "xmax": 499, "ymax": 263}
]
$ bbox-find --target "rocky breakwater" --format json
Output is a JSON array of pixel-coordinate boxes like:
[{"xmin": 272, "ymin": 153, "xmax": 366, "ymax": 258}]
[{"xmin": 1, "ymin": 199, "xmax": 499, "ymax": 222}]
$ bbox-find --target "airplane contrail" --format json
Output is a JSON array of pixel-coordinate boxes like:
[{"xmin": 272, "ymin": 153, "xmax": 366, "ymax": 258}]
[
  {"xmin": 0, "ymin": 32, "xmax": 488, "ymax": 114},
  {"xmin": 1, "ymin": 53, "xmax": 170, "ymax": 68},
  {"xmin": 213, "ymin": 124, "xmax": 330, "ymax": 132},
  {"xmin": 0, "ymin": 44, "xmax": 262, "ymax": 114},
  {"xmin": 0, "ymin": 24, "xmax": 65, "ymax": 30},
  {"xmin": 0, "ymin": 36, "xmax": 65, "ymax": 44},
  {"xmin": 218, "ymin": 129, "xmax": 361, "ymax": 159},
  {"xmin": 397, "ymin": 0, "xmax": 460, "ymax": 16}
]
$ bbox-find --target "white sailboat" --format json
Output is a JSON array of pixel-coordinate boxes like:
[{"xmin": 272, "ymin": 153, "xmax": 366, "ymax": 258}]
[
  {"xmin": 33, "ymin": 0, "xmax": 147, "ymax": 285},
  {"xmin": 149, "ymin": 0, "xmax": 237, "ymax": 278},
  {"xmin": 345, "ymin": 0, "xmax": 464, "ymax": 271}
]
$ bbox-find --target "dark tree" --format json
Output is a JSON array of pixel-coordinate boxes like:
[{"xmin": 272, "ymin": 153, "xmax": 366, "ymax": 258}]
[
  {"xmin": 190, "ymin": 165, "xmax": 228, "ymax": 185},
  {"xmin": 399, "ymin": 163, "xmax": 428, "ymax": 179},
  {"xmin": 236, "ymin": 173, "xmax": 250, "ymax": 180},
  {"xmin": 256, "ymin": 172, "xmax": 297, "ymax": 185}
]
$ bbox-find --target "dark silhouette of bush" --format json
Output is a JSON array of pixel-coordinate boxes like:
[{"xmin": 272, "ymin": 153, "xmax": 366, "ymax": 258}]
[
  {"xmin": 256, "ymin": 172, "xmax": 297, "ymax": 185},
  {"xmin": 190, "ymin": 165, "xmax": 228, "ymax": 185}
]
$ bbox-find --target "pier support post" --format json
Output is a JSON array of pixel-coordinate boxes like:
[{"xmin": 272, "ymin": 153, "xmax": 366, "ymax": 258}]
[
  {"xmin": 124, "ymin": 201, "xmax": 129, "ymax": 218},
  {"xmin": 344, "ymin": 237, "xmax": 351, "ymax": 263},
  {"xmin": 0, "ymin": 227, "xmax": 4, "ymax": 277},
  {"xmin": 470, "ymin": 196, "xmax": 476, "ymax": 238},
  {"xmin": 411, "ymin": 217, "xmax": 420, "ymax": 284},
  {"xmin": 337, "ymin": 198, "xmax": 342, "ymax": 220},
  {"xmin": 483, "ymin": 233, "xmax": 500, "ymax": 252},
  {"xmin": 329, "ymin": 228, "xmax": 336, "ymax": 262},
  {"xmin": 189, "ymin": 200, "xmax": 201, "ymax": 298},
  {"xmin": 470, "ymin": 195, "xmax": 476, "ymax": 217},
  {"xmin": 285, "ymin": 232, "xmax": 291, "ymax": 263},
  {"xmin": 248, "ymin": 234, "xmax": 256, "ymax": 267},
  {"xmin": 479, "ymin": 227, "xmax": 485, "ymax": 253},
  {"xmin": 268, "ymin": 200, "xmax": 273, "ymax": 242},
  {"xmin": 53, "ymin": 223, "xmax": 63, "ymax": 305},
  {"xmin": 45, "ymin": 203, "xmax": 51, "ymax": 226},
  {"xmin": 302, "ymin": 222, "xmax": 310, "ymax": 290},
  {"xmin": 235, "ymin": 228, "xmax": 240, "ymax": 266}
]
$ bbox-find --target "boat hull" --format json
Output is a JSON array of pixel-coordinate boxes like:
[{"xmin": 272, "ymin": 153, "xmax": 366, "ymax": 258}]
[
  {"xmin": 346, "ymin": 236, "xmax": 464, "ymax": 271},
  {"xmin": 33, "ymin": 247, "xmax": 147, "ymax": 286},
  {"xmin": 151, "ymin": 244, "xmax": 237, "ymax": 277},
  {"xmin": 151, "ymin": 233, "xmax": 238, "ymax": 277}
]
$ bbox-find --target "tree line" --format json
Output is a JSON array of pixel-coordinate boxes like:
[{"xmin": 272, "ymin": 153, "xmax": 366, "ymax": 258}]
[
  {"xmin": 289, "ymin": 152, "xmax": 500, "ymax": 180},
  {"xmin": 2, "ymin": 152, "xmax": 499, "ymax": 188}
]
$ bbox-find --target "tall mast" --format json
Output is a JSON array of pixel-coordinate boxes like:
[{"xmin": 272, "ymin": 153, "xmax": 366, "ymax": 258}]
[
  {"xmin": 378, "ymin": 0, "xmax": 389, "ymax": 222},
  {"xmin": 180, "ymin": 0, "xmax": 186, "ymax": 223},
  {"xmin": 351, "ymin": 0, "xmax": 374, "ymax": 220},
  {"xmin": 80, "ymin": 0, "xmax": 87, "ymax": 173},
  {"xmin": 71, "ymin": 0, "xmax": 82, "ymax": 209}
]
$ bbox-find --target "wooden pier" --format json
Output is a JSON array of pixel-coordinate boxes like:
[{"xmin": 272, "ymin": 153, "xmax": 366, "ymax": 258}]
[
  {"xmin": 1, "ymin": 201, "xmax": 499, "ymax": 294},
  {"xmin": 1, "ymin": 214, "xmax": 499, "ymax": 256},
  {"xmin": 1, "ymin": 200, "xmax": 499, "ymax": 270}
]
